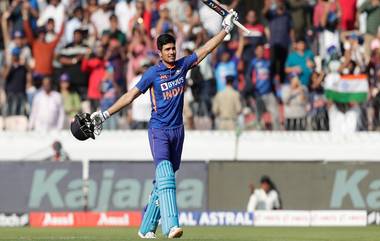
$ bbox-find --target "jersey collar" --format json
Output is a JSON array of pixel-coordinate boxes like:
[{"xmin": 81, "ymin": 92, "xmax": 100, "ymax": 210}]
[{"xmin": 158, "ymin": 60, "xmax": 176, "ymax": 71}]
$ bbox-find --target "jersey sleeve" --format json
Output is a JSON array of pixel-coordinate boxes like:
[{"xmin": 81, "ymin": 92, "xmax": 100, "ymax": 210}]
[
  {"xmin": 285, "ymin": 54, "xmax": 294, "ymax": 67},
  {"xmin": 135, "ymin": 68, "xmax": 154, "ymax": 93},
  {"xmin": 182, "ymin": 53, "xmax": 198, "ymax": 70}
]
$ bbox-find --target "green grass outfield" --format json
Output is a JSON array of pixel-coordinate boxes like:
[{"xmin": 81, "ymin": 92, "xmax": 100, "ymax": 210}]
[{"xmin": 0, "ymin": 227, "xmax": 379, "ymax": 241}]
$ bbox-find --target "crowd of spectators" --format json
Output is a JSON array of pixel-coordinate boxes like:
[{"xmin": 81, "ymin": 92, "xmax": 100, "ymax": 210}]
[{"xmin": 0, "ymin": 0, "xmax": 379, "ymax": 132}]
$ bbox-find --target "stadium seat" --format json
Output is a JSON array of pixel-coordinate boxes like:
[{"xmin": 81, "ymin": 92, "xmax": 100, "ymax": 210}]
[
  {"xmin": 0, "ymin": 117, "xmax": 3, "ymax": 131},
  {"xmin": 4, "ymin": 116, "xmax": 28, "ymax": 131}
]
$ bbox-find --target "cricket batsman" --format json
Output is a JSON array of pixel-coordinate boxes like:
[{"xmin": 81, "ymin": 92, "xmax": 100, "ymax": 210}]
[{"xmin": 90, "ymin": 10, "xmax": 238, "ymax": 239}]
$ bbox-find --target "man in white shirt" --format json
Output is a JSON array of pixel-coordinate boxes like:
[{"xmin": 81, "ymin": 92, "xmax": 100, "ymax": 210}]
[
  {"xmin": 64, "ymin": 7, "xmax": 83, "ymax": 45},
  {"xmin": 115, "ymin": 0, "xmax": 136, "ymax": 37},
  {"xmin": 91, "ymin": 1, "xmax": 111, "ymax": 37},
  {"xmin": 128, "ymin": 59, "xmax": 151, "ymax": 129},
  {"xmin": 37, "ymin": 0, "xmax": 65, "ymax": 33},
  {"xmin": 167, "ymin": 0, "xmax": 187, "ymax": 23},
  {"xmin": 247, "ymin": 176, "xmax": 282, "ymax": 211},
  {"xmin": 28, "ymin": 76, "xmax": 65, "ymax": 131}
]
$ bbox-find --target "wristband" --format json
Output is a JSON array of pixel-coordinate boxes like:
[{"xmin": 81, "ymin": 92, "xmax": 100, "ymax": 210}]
[{"xmin": 102, "ymin": 111, "xmax": 110, "ymax": 120}]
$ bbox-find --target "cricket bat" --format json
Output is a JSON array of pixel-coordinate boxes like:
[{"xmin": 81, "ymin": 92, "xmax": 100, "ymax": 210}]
[{"xmin": 201, "ymin": 0, "xmax": 251, "ymax": 35}]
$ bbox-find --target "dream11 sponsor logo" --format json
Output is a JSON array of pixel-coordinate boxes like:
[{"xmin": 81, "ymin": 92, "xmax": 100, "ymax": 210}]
[
  {"xmin": 330, "ymin": 169, "xmax": 380, "ymax": 209},
  {"xmin": 28, "ymin": 169, "xmax": 204, "ymax": 211}
]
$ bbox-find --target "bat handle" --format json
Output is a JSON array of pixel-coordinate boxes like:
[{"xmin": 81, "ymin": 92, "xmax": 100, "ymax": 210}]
[{"xmin": 233, "ymin": 19, "xmax": 251, "ymax": 35}]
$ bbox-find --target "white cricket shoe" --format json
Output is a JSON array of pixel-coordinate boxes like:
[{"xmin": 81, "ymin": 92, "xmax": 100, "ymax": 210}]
[
  {"xmin": 138, "ymin": 231, "xmax": 157, "ymax": 239},
  {"xmin": 168, "ymin": 226, "xmax": 183, "ymax": 239}
]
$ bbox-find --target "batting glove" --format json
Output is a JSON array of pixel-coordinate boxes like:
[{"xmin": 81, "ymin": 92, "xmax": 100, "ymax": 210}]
[
  {"xmin": 222, "ymin": 10, "xmax": 238, "ymax": 34},
  {"xmin": 90, "ymin": 110, "xmax": 110, "ymax": 124}
]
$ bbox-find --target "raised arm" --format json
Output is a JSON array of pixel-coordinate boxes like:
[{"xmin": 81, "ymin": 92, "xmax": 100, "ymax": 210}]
[
  {"xmin": 1, "ymin": 11, "xmax": 11, "ymax": 49},
  {"xmin": 22, "ymin": 9, "xmax": 34, "ymax": 45},
  {"xmin": 195, "ymin": 31, "xmax": 228, "ymax": 64},
  {"xmin": 108, "ymin": 87, "xmax": 141, "ymax": 115},
  {"xmin": 195, "ymin": 11, "xmax": 238, "ymax": 64},
  {"xmin": 51, "ymin": 20, "xmax": 65, "ymax": 48},
  {"xmin": 90, "ymin": 87, "xmax": 142, "ymax": 122}
]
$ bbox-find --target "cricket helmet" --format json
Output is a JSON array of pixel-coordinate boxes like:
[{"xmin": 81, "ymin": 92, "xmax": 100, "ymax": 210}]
[{"xmin": 70, "ymin": 113, "xmax": 95, "ymax": 141}]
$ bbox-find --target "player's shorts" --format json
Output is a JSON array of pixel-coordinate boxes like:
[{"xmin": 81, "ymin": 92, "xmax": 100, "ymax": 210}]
[{"xmin": 148, "ymin": 125, "xmax": 184, "ymax": 172}]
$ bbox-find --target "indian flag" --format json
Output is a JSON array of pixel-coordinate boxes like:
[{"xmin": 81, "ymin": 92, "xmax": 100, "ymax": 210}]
[{"xmin": 324, "ymin": 74, "xmax": 369, "ymax": 103}]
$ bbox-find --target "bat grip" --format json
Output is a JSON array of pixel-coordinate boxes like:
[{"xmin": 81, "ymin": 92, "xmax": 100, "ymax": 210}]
[{"xmin": 233, "ymin": 19, "xmax": 251, "ymax": 35}]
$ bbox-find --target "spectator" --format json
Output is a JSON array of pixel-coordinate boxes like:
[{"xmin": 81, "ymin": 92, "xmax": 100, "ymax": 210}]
[
  {"xmin": 90, "ymin": 0, "xmax": 111, "ymax": 38},
  {"xmin": 64, "ymin": 6, "xmax": 84, "ymax": 45},
  {"xmin": 263, "ymin": 0, "xmax": 294, "ymax": 83},
  {"xmin": 282, "ymin": 74, "xmax": 309, "ymax": 130},
  {"xmin": 308, "ymin": 71, "xmax": 329, "ymax": 130},
  {"xmin": 247, "ymin": 175, "xmax": 282, "ymax": 211},
  {"xmin": 166, "ymin": 0, "xmax": 188, "ymax": 23},
  {"xmin": 357, "ymin": 0, "xmax": 368, "ymax": 34},
  {"xmin": 59, "ymin": 73, "xmax": 81, "ymax": 126},
  {"xmin": 8, "ymin": 0, "xmax": 38, "ymax": 33},
  {"xmin": 342, "ymin": 33, "xmax": 366, "ymax": 72},
  {"xmin": 179, "ymin": 3, "xmax": 201, "ymax": 38},
  {"xmin": 37, "ymin": 0, "xmax": 65, "ymax": 34},
  {"xmin": 2, "ymin": 11, "xmax": 32, "ymax": 67},
  {"xmin": 126, "ymin": 27, "xmax": 152, "ymax": 86},
  {"xmin": 81, "ymin": 43, "xmax": 106, "ymax": 113},
  {"xmin": 215, "ymin": 48, "xmax": 238, "ymax": 92},
  {"xmin": 314, "ymin": 0, "xmax": 341, "ymax": 60},
  {"xmin": 59, "ymin": 29, "xmax": 89, "ymax": 100},
  {"xmin": 106, "ymin": 38, "xmax": 125, "ymax": 92},
  {"xmin": 156, "ymin": 4, "xmax": 174, "ymax": 36},
  {"xmin": 128, "ymin": 0, "xmax": 152, "ymax": 37},
  {"xmin": 45, "ymin": 140, "xmax": 70, "ymax": 162},
  {"xmin": 115, "ymin": 0, "xmax": 136, "ymax": 37},
  {"xmin": 214, "ymin": 39, "xmax": 244, "ymax": 93},
  {"xmin": 247, "ymin": 44, "xmax": 280, "ymax": 130},
  {"xmin": 23, "ymin": 5, "xmax": 64, "ymax": 80},
  {"xmin": 243, "ymin": 9, "xmax": 266, "ymax": 48},
  {"xmin": 187, "ymin": 39, "xmax": 215, "ymax": 118},
  {"xmin": 28, "ymin": 76, "xmax": 64, "ymax": 131},
  {"xmin": 367, "ymin": 46, "xmax": 380, "ymax": 130},
  {"xmin": 3, "ymin": 47, "xmax": 30, "ymax": 116},
  {"xmin": 212, "ymin": 76, "xmax": 242, "ymax": 130},
  {"xmin": 45, "ymin": 18, "xmax": 56, "ymax": 43},
  {"xmin": 128, "ymin": 59, "xmax": 151, "ymax": 129},
  {"xmin": 285, "ymin": 37, "xmax": 315, "ymax": 86},
  {"xmin": 106, "ymin": 14, "xmax": 127, "ymax": 46},
  {"xmin": 288, "ymin": 0, "xmax": 310, "ymax": 39},
  {"xmin": 371, "ymin": 27, "xmax": 380, "ymax": 51},
  {"xmin": 100, "ymin": 63, "xmax": 117, "ymax": 129},
  {"xmin": 242, "ymin": 9, "xmax": 266, "ymax": 83},
  {"xmin": 359, "ymin": 0, "xmax": 380, "ymax": 62},
  {"xmin": 106, "ymin": 14, "xmax": 128, "ymax": 92},
  {"xmin": 325, "ymin": 60, "xmax": 363, "ymax": 132},
  {"xmin": 338, "ymin": 0, "xmax": 357, "ymax": 32}
]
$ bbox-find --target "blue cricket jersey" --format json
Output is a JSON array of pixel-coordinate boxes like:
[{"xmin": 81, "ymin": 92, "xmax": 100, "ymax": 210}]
[
  {"xmin": 249, "ymin": 58, "xmax": 273, "ymax": 96},
  {"xmin": 135, "ymin": 53, "xmax": 198, "ymax": 129}
]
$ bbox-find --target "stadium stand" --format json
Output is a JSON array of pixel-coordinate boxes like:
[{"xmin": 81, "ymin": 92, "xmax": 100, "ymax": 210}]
[{"xmin": 0, "ymin": 0, "xmax": 378, "ymax": 132}]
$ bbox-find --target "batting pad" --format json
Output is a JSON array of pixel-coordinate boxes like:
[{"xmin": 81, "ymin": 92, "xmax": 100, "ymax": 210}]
[
  {"xmin": 139, "ymin": 182, "xmax": 161, "ymax": 235},
  {"xmin": 156, "ymin": 160, "xmax": 179, "ymax": 236}
]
